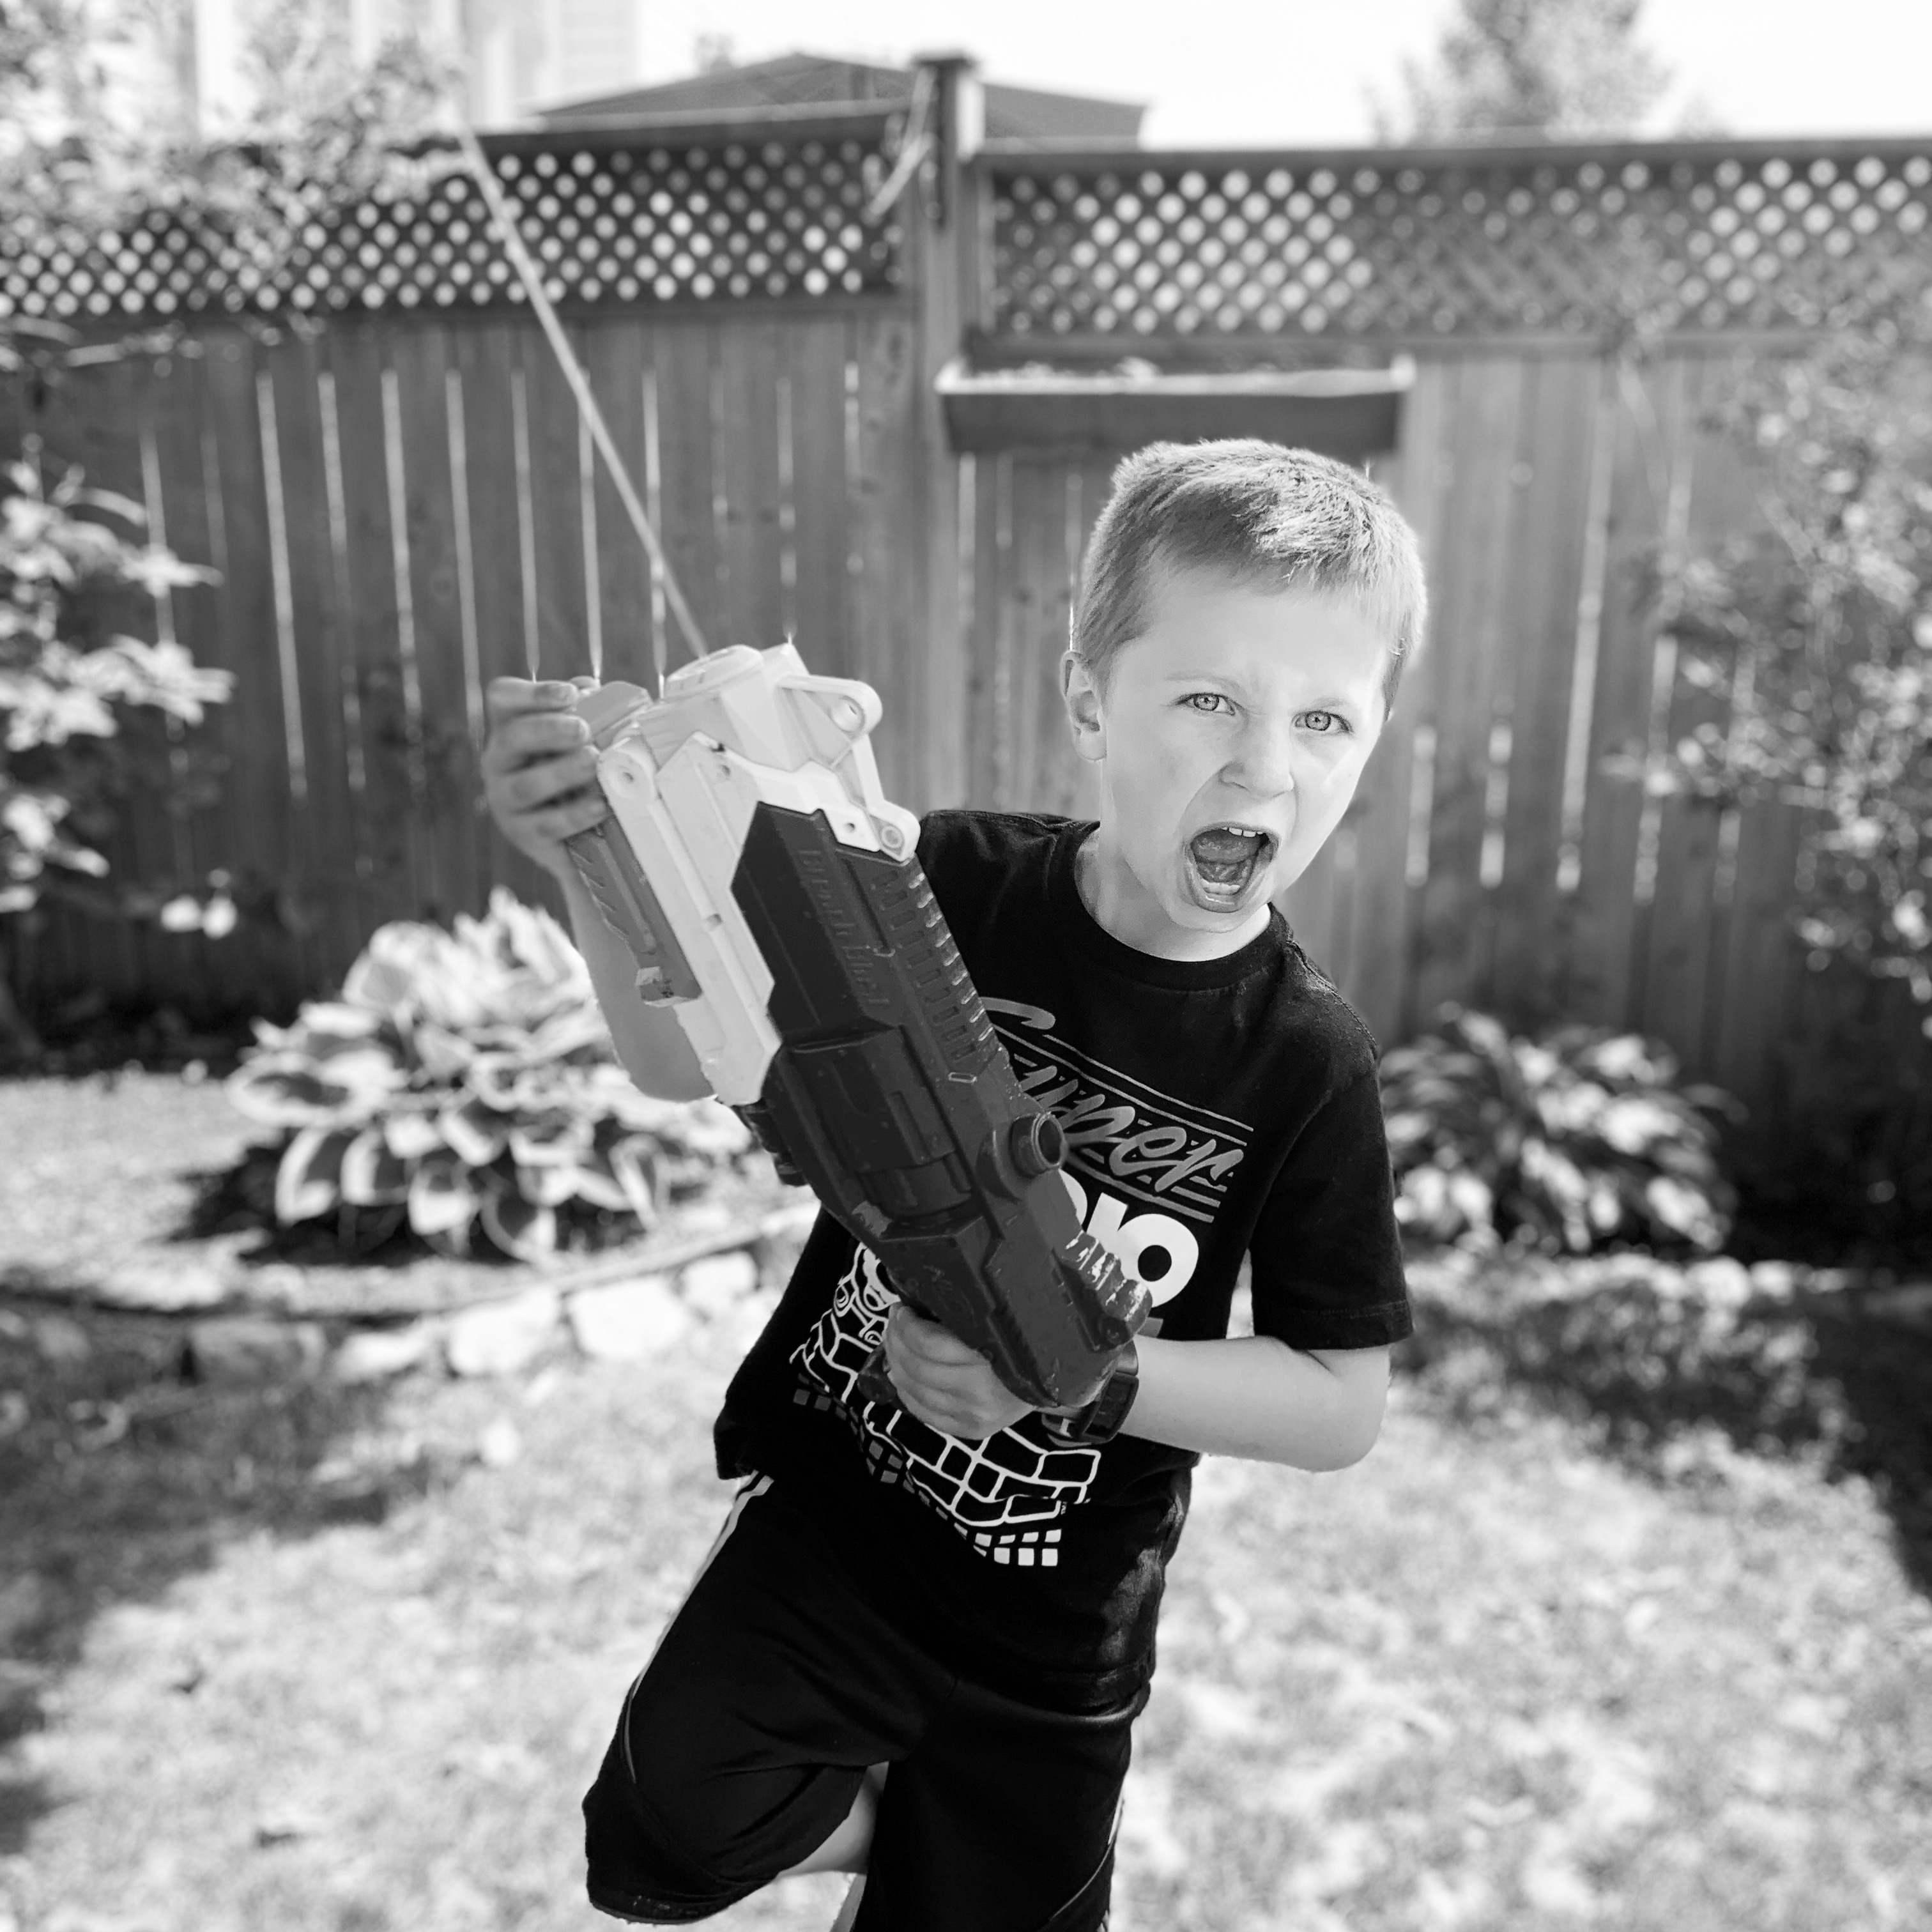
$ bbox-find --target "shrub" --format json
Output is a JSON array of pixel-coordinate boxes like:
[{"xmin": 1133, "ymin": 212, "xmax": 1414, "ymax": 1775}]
[
  {"xmin": 1641, "ymin": 304, "xmax": 1932, "ymax": 1019},
  {"xmin": 225, "ymin": 889, "xmax": 751, "ymax": 1262},
  {"xmin": 1380, "ymin": 1006, "xmax": 1736, "ymax": 1255}
]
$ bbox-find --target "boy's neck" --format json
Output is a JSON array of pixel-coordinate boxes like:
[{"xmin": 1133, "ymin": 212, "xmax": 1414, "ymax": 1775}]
[{"xmin": 1074, "ymin": 831, "xmax": 1273, "ymax": 963}]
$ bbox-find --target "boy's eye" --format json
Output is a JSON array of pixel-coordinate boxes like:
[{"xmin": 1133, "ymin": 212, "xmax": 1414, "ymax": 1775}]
[
  {"xmin": 1300, "ymin": 710, "xmax": 1350, "ymax": 735},
  {"xmin": 1183, "ymin": 693, "xmax": 1234, "ymax": 716}
]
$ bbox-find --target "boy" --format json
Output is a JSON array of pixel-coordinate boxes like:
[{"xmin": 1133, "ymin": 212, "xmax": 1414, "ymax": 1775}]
[{"xmin": 481, "ymin": 441, "xmax": 1425, "ymax": 1931}]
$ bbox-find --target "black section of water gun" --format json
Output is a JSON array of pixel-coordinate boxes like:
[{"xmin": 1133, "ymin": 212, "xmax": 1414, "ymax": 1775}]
[{"xmin": 728, "ymin": 801, "xmax": 1148, "ymax": 1413}]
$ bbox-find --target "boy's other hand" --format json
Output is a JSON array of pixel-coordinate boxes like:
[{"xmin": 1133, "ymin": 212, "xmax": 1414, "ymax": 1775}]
[
  {"xmin": 481, "ymin": 676, "xmax": 608, "ymax": 880},
  {"xmin": 882, "ymin": 1305, "xmax": 1036, "ymax": 1441}
]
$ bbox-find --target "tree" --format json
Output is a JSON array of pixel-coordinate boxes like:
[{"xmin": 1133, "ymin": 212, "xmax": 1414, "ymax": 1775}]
[
  {"xmin": 1650, "ymin": 307, "xmax": 1932, "ymax": 1015},
  {"xmin": 0, "ymin": 0, "xmax": 452, "ymax": 1056},
  {"xmin": 1377, "ymin": 0, "xmax": 1669, "ymax": 141},
  {"xmin": 1634, "ymin": 300, "xmax": 1932, "ymax": 1236}
]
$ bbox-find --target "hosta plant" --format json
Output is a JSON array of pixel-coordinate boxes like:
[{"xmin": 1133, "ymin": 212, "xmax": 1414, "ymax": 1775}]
[
  {"xmin": 1380, "ymin": 1007, "xmax": 1736, "ymax": 1255},
  {"xmin": 226, "ymin": 888, "xmax": 750, "ymax": 1262}
]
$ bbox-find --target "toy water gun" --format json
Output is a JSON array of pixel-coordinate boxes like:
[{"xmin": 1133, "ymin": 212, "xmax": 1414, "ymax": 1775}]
[
  {"xmin": 452, "ymin": 132, "xmax": 1141, "ymax": 1425},
  {"xmin": 562, "ymin": 643, "xmax": 1147, "ymax": 1420}
]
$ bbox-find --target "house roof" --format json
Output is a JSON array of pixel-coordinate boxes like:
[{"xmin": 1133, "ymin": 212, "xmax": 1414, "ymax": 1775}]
[{"xmin": 534, "ymin": 52, "xmax": 1145, "ymax": 143}]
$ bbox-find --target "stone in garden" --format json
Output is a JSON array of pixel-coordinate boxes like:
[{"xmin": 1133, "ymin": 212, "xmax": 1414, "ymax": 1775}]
[
  {"xmin": 1685, "ymin": 1257, "xmax": 1752, "ymax": 1310},
  {"xmin": 443, "ymin": 1288, "xmax": 562, "ymax": 1377},
  {"xmin": 566, "ymin": 1275, "xmax": 690, "ymax": 1361},
  {"xmin": 331, "ymin": 1322, "xmax": 437, "ymax": 1384},
  {"xmin": 245, "ymin": 1263, "xmax": 310, "ymax": 1311},
  {"xmin": 29, "ymin": 1314, "xmax": 91, "ymax": 1365},
  {"xmin": 100, "ymin": 1260, "xmax": 230, "ymax": 1312},
  {"xmin": 678, "ymin": 1250, "xmax": 760, "ymax": 1320},
  {"xmin": 0, "ymin": 1573, "xmax": 52, "ymax": 1648},
  {"xmin": 1749, "ymin": 1260, "xmax": 1802, "ymax": 1300},
  {"xmin": 187, "ymin": 1317, "xmax": 326, "ymax": 1383}
]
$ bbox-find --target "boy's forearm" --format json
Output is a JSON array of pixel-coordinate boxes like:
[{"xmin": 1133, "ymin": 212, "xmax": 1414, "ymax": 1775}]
[
  {"xmin": 1121, "ymin": 1335, "xmax": 1390, "ymax": 1470},
  {"xmin": 560, "ymin": 870, "xmax": 712, "ymax": 1101}
]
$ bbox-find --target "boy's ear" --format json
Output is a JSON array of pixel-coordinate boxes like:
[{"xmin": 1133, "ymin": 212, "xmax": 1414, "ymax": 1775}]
[{"xmin": 1061, "ymin": 652, "xmax": 1107, "ymax": 764}]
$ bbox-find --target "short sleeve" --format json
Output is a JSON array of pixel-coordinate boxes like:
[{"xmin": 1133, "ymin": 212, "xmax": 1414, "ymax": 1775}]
[{"xmin": 1248, "ymin": 1066, "xmax": 1411, "ymax": 1350}]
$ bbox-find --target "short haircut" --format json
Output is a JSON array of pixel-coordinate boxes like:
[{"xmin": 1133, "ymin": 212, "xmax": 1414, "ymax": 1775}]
[{"xmin": 1070, "ymin": 440, "xmax": 1428, "ymax": 717}]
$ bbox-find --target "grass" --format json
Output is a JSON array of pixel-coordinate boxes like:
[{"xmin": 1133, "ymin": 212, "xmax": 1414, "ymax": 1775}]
[{"xmin": 3, "ymin": 1073, "xmax": 1931, "ymax": 1932}]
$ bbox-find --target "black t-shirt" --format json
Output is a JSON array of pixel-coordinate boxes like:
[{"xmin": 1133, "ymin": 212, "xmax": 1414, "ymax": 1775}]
[{"xmin": 714, "ymin": 809, "xmax": 1411, "ymax": 1712}]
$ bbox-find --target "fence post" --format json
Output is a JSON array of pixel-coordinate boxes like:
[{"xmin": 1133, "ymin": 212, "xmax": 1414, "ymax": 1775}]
[{"xmin": 904, "ymin": 52, "xmax": 979, "ymax": 811}]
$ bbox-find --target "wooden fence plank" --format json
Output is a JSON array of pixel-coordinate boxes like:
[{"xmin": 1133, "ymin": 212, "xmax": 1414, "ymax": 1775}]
[
  {"xmin": 71, "ymin": 356, "xmax": 160, "ymax": 1008},
  {"xmin": 652, "ymin": 323, "xmax": 723, "ymax": 662},
  {"xmin": 1485, "ymin": 351, "xmax": 1602, "ymax": 1026},
  {"xmin": 324, "ymin": 325, "xmax": 420, "ymax": 934},
  {"xmin": 967, "ymin": 450, "xmax": 1013, "ymax": 808},
  {"xmin": 1349, "ymin": 358, "xmax": 1455, "ymax": 1043},
  {"xmin": 580, "ymin": 320, "xmax": 653, "ymax": 686},
  {"xmin": 262, "ymin": 334, "xmax": 367, "ymax": 987},
  {"xmin": 1003, "ymin": 459, "xmax": 1068, "ymax": 815},
  {"xmin": 1409, "ymin": 356, "xmax": 1525, "ymax": 1023},
  {"xmin": 1558, "ymin": 354, "xmax": 1699, "ymax": 1031},
  {"xmin": 1712, "ymin": 801, "xmax": 1802, "ymax": 1123},
  {"xmin": 388, "ymin": 325, "xmax": 486, "ymax": 929},
  {"xmin": 785, "ymin": 316, "xmax": 854, "ymax": 679},
  {"xmin": 851, "ymin": 310, "xmax": 923, "ymax": 808},
  {"xmin": 712, "ymin": 316, "xmax": 785, "ymax": 652},
  {"xmin": 143, "ymin": 348, "xmax": 230, "ymax": 1009},
  {"xmin": 1637, "ymin": 356, "xmax": 1761, "ymax": 1076},
  {"xmin": 200, "ymin": 331, "xmax": 304, "ymax": 1012},
  {"xmin": 440, "ymin": 323, "xmax": 553, "ymax": 914},
  {"xmin": 519, "ymin": 325, "xmax": 593, "ymax": 682}
]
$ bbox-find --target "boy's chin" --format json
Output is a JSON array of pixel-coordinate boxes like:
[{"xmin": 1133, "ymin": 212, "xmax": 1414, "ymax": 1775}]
[{"xmin": 1176, "ymin": 857, "xmax": 1275, "ymax": 924}]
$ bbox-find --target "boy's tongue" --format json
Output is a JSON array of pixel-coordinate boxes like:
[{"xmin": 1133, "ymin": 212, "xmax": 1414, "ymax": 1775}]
[{"xmin": 1190, "ymin": 826, "xmax": 1264, "ymax": 885}]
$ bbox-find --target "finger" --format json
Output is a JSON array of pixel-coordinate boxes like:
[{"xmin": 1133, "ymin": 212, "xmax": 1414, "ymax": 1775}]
[
  {"xmin": 487, "ymin": 677, "xmax": 583, "ymax": 723},
  {"xmin": 524, "ymin": 791, "xmax": 610, "ymax": 845},
  {"xmin": 890, "ymin": 1307, "xmax": 988, "ymax": 1367},
  {"xmin": 500, "ymin": 749, "xmax": 600, "ymax": 811},
  {"xmin": 482, "ymin": 711, "xmax": 592, "ymax": 775}
]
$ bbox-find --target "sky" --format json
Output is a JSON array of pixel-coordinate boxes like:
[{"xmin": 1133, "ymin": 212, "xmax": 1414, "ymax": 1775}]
[{"xmin": 614, "ymin": 0, "xmax": 1932, "ymax": 145}]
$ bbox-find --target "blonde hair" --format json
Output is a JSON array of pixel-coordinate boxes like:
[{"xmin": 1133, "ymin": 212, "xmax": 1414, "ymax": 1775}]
[{"xmin": 1071, "ymin": 440, "xmax": 1427, "ymax": 714}]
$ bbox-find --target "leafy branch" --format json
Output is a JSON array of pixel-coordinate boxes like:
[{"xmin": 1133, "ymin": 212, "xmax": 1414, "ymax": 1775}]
[{"xmin": 1637, "ymin": 302, "xmax": 1932, "ymax": 1012}]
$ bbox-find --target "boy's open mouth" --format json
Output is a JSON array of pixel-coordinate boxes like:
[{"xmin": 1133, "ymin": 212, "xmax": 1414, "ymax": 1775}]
[{"xmin": 1186, "ymin": 824, "xmax": 1275, "ymax": 903}]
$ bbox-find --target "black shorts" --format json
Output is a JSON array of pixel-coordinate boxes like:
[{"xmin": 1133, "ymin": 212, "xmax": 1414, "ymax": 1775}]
[{"xmin": 582, "ymin": 1475, "xmax": 1144, "ymax": 1931}]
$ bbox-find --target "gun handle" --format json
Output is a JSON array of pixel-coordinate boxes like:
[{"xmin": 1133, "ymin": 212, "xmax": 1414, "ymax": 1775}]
[
  {"xmin": 854, "ymin": 1339, "xmax": 900, "ymax": 1412},
  {"xmin": 852, "ymin": 1291, "xmax": 939, "ymax": 1413}
]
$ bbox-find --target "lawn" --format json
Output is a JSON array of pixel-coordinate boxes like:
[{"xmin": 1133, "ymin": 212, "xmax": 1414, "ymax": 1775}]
[{"xmin": 2, "ymin": 1074, "xmax": 1930, "ymax": 1932}]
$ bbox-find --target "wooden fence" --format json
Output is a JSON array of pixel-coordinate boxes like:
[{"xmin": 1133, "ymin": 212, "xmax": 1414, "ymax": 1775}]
[
  {"xmin": 2, "ymin": 301, "xmax": 929, "ymax": 1017},
  {"xmin": 4, "ymin": 98, "xmax": 1929, "ymax": 1142}
]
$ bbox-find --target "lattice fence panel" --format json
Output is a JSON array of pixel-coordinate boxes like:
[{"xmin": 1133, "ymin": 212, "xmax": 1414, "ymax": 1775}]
[
  {"xmin": 992, "ymin": 145, "xmax": 1932, "ymax": 339},
  {"xmin": 0, "ymin": 134, "xmax": 901, "ymax": 321}
]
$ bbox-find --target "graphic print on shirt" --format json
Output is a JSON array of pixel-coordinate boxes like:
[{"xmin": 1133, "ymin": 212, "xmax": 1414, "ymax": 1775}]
[{"xmin": 790, "ymin": 1000, "xmax": 1252, "ymax": 1566}]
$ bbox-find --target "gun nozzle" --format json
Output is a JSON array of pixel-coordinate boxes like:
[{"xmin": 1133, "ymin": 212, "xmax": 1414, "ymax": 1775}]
[{"xmin": 1009, "ymin": 1112, "xmax": 1065, "ymax": 1179}]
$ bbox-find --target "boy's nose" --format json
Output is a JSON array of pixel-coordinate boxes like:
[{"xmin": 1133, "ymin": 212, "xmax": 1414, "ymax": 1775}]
[{"xmin": 1225, "ymin": 722, "xmax": 1296, "ymax": 797}]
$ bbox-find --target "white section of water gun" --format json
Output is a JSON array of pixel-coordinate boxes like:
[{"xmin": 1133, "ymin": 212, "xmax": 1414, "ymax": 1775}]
[
  {"xmin": 628, "ymin": 643, "xmax": 920, "ymax": 858},
  {"xmin": 597, "ymin": 740, "xmax": 778, "ymax": 1106},
  {"xmin": 593, "ymin": 643, "xmax": 919, "ymax": 1103}
]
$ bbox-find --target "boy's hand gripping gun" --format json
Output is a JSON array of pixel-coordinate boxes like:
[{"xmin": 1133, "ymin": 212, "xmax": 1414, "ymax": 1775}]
[{"xmin": 562, "ymin": 643, "xmax": 1148, "ymax": 1425}]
